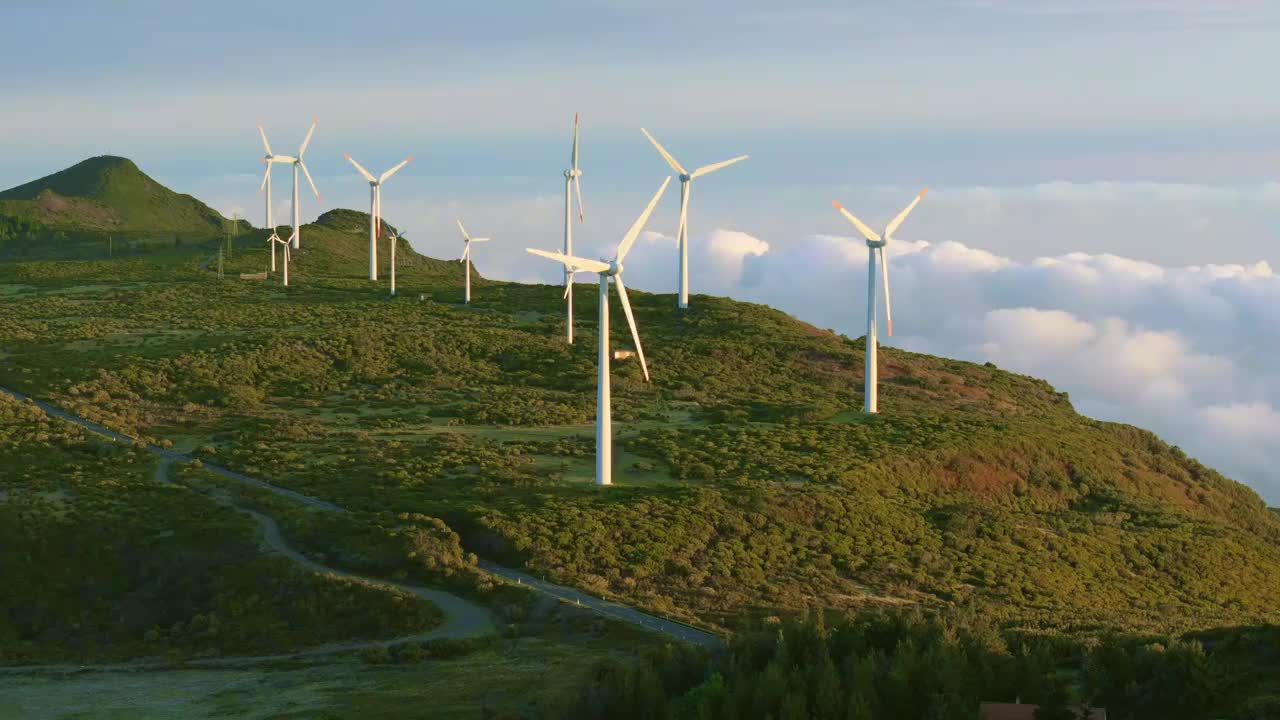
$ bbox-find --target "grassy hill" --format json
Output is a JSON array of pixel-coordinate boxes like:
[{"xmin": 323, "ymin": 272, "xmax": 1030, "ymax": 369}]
[
  {"xmin": 255, "ymin": 208, "xmax": 462, "ymax": 282},
  {"xmin": 1, "ymin": 225, "xmax": 1277, "ymax": 643},
  {"xmin": 0, "ymin": 156, "xmax": 245, "ymax": 260},
  {"xmin": 2, "ymin": 202, "xmax": 1279, "ymax": 714}
]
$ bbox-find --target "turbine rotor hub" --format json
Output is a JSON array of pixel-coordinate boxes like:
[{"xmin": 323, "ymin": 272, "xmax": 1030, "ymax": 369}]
[
  {"xmin": 606, "ymin": 259, "xmax": 621, "ymax": 276},
  {"xmin": 679, "ymin": 173, "xmax": 691, "ymax": 183}
]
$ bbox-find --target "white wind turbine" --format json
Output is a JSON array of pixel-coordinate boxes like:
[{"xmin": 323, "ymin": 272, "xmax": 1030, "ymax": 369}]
[
  {"xmin": 831, "ymin": 188, "xmax": 928, "ymax": 414},
  {"xmin": 261, "ymin": 119, "xmax": 321, "ymax": 250},
  {"xmin": 561, "ymin": 113, "xmax": 585, "ymax": 344},
  {"xmin": 344, "ymin": 153, "xmax": 412, "ymax": 282},
  {"xmin": 271, "ymin": 234, "xmax": 292, "ymax": 287},
  {"xmin": 527, "ymin": 176, "xmax": 670, "ymax": 486},
  {"xmin": 386, "ymin": 229, "xmax": 406, "ymax": 297},
  {"xmin": 640, "ymin": 128, "xmax": 747, "ymax": 310},
  {"xmin": 256, "ymin": 124, "xmax": 287, "ymax": 272},
  {"xmin": 456, "ymin": 220, "xmax": 489, "ymax": 305}
]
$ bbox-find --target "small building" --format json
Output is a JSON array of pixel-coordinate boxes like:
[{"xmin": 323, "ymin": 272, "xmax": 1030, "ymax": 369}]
[
  {"xmin": 979, "ymin": 702, "xmax": 1107, "ymax": 720},
  {"xmin": 613, "ymin": 350, "xmax": 635, "ymax": 361}
]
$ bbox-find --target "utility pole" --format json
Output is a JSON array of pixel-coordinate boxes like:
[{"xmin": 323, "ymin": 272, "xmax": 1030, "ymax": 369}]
[{"xmin": 230, "ymin": 211, "xmax": 241, "ymax": 260}]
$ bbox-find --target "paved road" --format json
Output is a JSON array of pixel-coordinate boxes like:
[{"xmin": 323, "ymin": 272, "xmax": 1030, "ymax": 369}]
[
  {"xmin": 478, "ymin": 561, "xmax": 721, "ymax": 648},
  {"xmin": 154, "ymin": 460, "xmax": 497, "ymax": 644},
  {"xmin": 1, "ymin": 461, "xmax": 496, "ymax": 675},
  {"xmin": 0, "ymin": 385, "xmax": 724, "ymax": 650}
]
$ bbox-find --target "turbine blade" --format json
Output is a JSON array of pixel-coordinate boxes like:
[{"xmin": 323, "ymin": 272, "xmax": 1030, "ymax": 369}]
[
  {"xmin": 300, "ymin": 161, "xmax": 320, "ymax": 199},
  {"xmin": 298, "ymin": 118, "xmax": 318, "ymax": 156},
  {"xmin": 460, "ymin": 243, "xmax": 470, "ymax": 262},
  {"xmin": 831, "ymin": 201, "xmax": 881, "ymax": 243},
  {"xmin": 525, "ymin": 248, "xmax": 610, "ymax": 273},
  {"xmin": 379, "ymin": 156, "xmax": 412, "ymax": 183},
  {"xmin": 879, "ymin": 247, "xmax": 893, "ymax": 337},
  {"xmin": 614, "ymin": 275, "xmax": 649, "ymax": 383},
  {"xmin": 571, "ymin": 112, "xmax": 580, "ymax": 170},
  {"xmin": 259, "ymin": 165, "xmax": 270, "ymax": 193},
  {"xmin": 573, "ymin": 175, "xmax": 584, "ymax": 223},
  {"xmin": 885, "ymin": 188, "xmax": 929, "ymax": 239},
  {"xmin": 456, "ymin": 219, "xmax": 471, "ymax": 241},
  {"xmin": 344, "ymin": 154, "xmax": 376, "ymax": 183},
  {"xmin": 257, "ymin": 123, "xmax": 274, "ymax": 156},
  {"xmin": 691, "ymin": 154, "xmax": 749, "ymax": 179},
  {"xmin": 640, "ymin": 128, "xmax": 687, "ymax": 175},
  {"xmin": 471, "ymin": 238, "xmax": 490, "ymax": 243},
  {"xmin": 617, "ymin": 176, "xmax": 672, "ymax": 262}
]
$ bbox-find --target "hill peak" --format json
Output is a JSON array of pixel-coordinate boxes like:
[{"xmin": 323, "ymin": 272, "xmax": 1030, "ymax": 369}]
[
  {"xmin": 0, "ymin": 155, "xmax": 148, "ymax": 202},
  {"xmin": 0, "ymin": 156, "xmax": 236, "ymax": 245}
]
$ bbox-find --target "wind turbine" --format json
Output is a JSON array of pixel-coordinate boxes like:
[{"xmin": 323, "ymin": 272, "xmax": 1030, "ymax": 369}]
[
  {"xmin": 270, "ymin": 234, "xmax": 292, "ymax": 287},
  {"xmin": 456, "ymin": 220, "xmax": 489, "ymax": 304},
  {"xmin": 640, "ymin": 128, "xmax": 748, "ymax": 310},
  {"xmin": 262, "ymin": 119, "xmax": 320, "ymax": 250},
  {"xmin": 562, "ymin": 113, "xmax": 585, "ymax": 344},
  {"xmin": 527, "ymin": 176, "xmax": 670, "ymax": 487},
  {"xmin": 387, "ymin": 229, "xmax": 406, "ymax": 297},
  {"xmin": 256, "ymin": 124, "xmax": 286, "ymax": 272},
  {"xmin": 831, "ymin": 189, "xmax": 928, "ymax": 414},
  {"xmin": 344, "ymin": 153, "xmax": 412, "ymax": 282}
]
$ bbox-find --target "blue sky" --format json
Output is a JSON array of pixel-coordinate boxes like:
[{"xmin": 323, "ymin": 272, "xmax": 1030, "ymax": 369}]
[
  {"xmin": 4, "ymin": 0, "xmax": 1280, "ymax": 497},
  {"xmin": 4, "ymin": 0, "xmax": 1279, "ymax": 262}
]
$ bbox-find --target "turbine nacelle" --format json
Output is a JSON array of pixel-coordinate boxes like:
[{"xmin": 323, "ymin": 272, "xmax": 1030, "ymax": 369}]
[{"xmin": 678, "ymin": 173, "xmax": 692, "ymax": 183}]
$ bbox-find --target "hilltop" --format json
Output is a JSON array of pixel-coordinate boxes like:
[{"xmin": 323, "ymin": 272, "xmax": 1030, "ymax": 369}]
[
  {"xmin": 0, "ymin": 156, "xmax": 242, "ymax": 259},
  {"xmin": 274, "ymin": 208, "xmax": 463, "ymax": 281}
]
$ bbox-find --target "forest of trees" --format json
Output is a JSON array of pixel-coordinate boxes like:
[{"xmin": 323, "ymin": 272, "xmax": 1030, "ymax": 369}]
[{"xmin": 542, "ymin": 611, "xmax": 1280, "ymax": 720}]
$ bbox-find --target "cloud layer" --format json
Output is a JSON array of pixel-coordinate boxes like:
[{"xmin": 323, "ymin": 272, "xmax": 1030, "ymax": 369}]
[{"xmin": 605, "ymin": 227, "xmax": 1280, "ymax": 502}]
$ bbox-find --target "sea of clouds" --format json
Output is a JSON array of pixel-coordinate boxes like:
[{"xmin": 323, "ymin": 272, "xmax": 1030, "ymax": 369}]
[{"xmin": 610, "ymin": 227, "xmax": 1280, "ymax": 503}]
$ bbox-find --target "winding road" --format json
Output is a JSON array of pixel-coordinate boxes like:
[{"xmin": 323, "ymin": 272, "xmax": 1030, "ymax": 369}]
[{"xmin": 0, "ymin": 384, "xmax": 723, "ymax": 662}]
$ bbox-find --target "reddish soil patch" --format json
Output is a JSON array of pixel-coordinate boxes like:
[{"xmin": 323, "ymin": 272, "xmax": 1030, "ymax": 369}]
[{"xmin": 936, "ymin": 458, "xmax": 1022, "ymax": 497}]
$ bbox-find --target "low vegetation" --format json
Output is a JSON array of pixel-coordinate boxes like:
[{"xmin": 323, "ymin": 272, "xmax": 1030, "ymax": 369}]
[{"xmin": 0, "ymin": 393, "xmax": 443, "ymax": 664}]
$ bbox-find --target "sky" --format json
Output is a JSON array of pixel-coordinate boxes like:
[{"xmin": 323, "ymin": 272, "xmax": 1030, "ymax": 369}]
[{"xmin": 2, "ymin": 0, "xmax": 1279, "ymax": 500}]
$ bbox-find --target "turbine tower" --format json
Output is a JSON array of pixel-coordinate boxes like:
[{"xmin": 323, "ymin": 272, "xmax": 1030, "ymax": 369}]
[
  {"xmin": 344, "ymin": 153, "xmax": 412, "ymax": 282},
  {"xmin": 562, "ymin": 114, "xmax": 585, "ymax": 344},
  {"xmin": 831, "ymin": 189, "xmax": 928, "ymax": 414},
  {"xmin": 640, "ymin": 128, "xmax": 747, "ymax": 310},
  {"xmin": 527, "ymin": 176, "xmax": 670, "ymax": 486},
  {"xmin": 256, "ymin": 124, "xmax": 286, "ymax": 272},
  {"xmin": 456, "ymin": 219, "xmax": 490, "ymax": 305}
]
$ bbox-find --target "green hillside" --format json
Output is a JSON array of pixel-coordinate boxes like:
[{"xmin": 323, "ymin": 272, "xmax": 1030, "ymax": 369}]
[
  {"xmin": 1, "ymin": 178, "xmax": 1278, "ymax": 715},
  {"xmin": 0, "ymin": 156, "xmax": 245, "ymax": 260},
  {"xmin": 1, "ymin": 229, "xmax": 1277, "ymax": 641}
]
